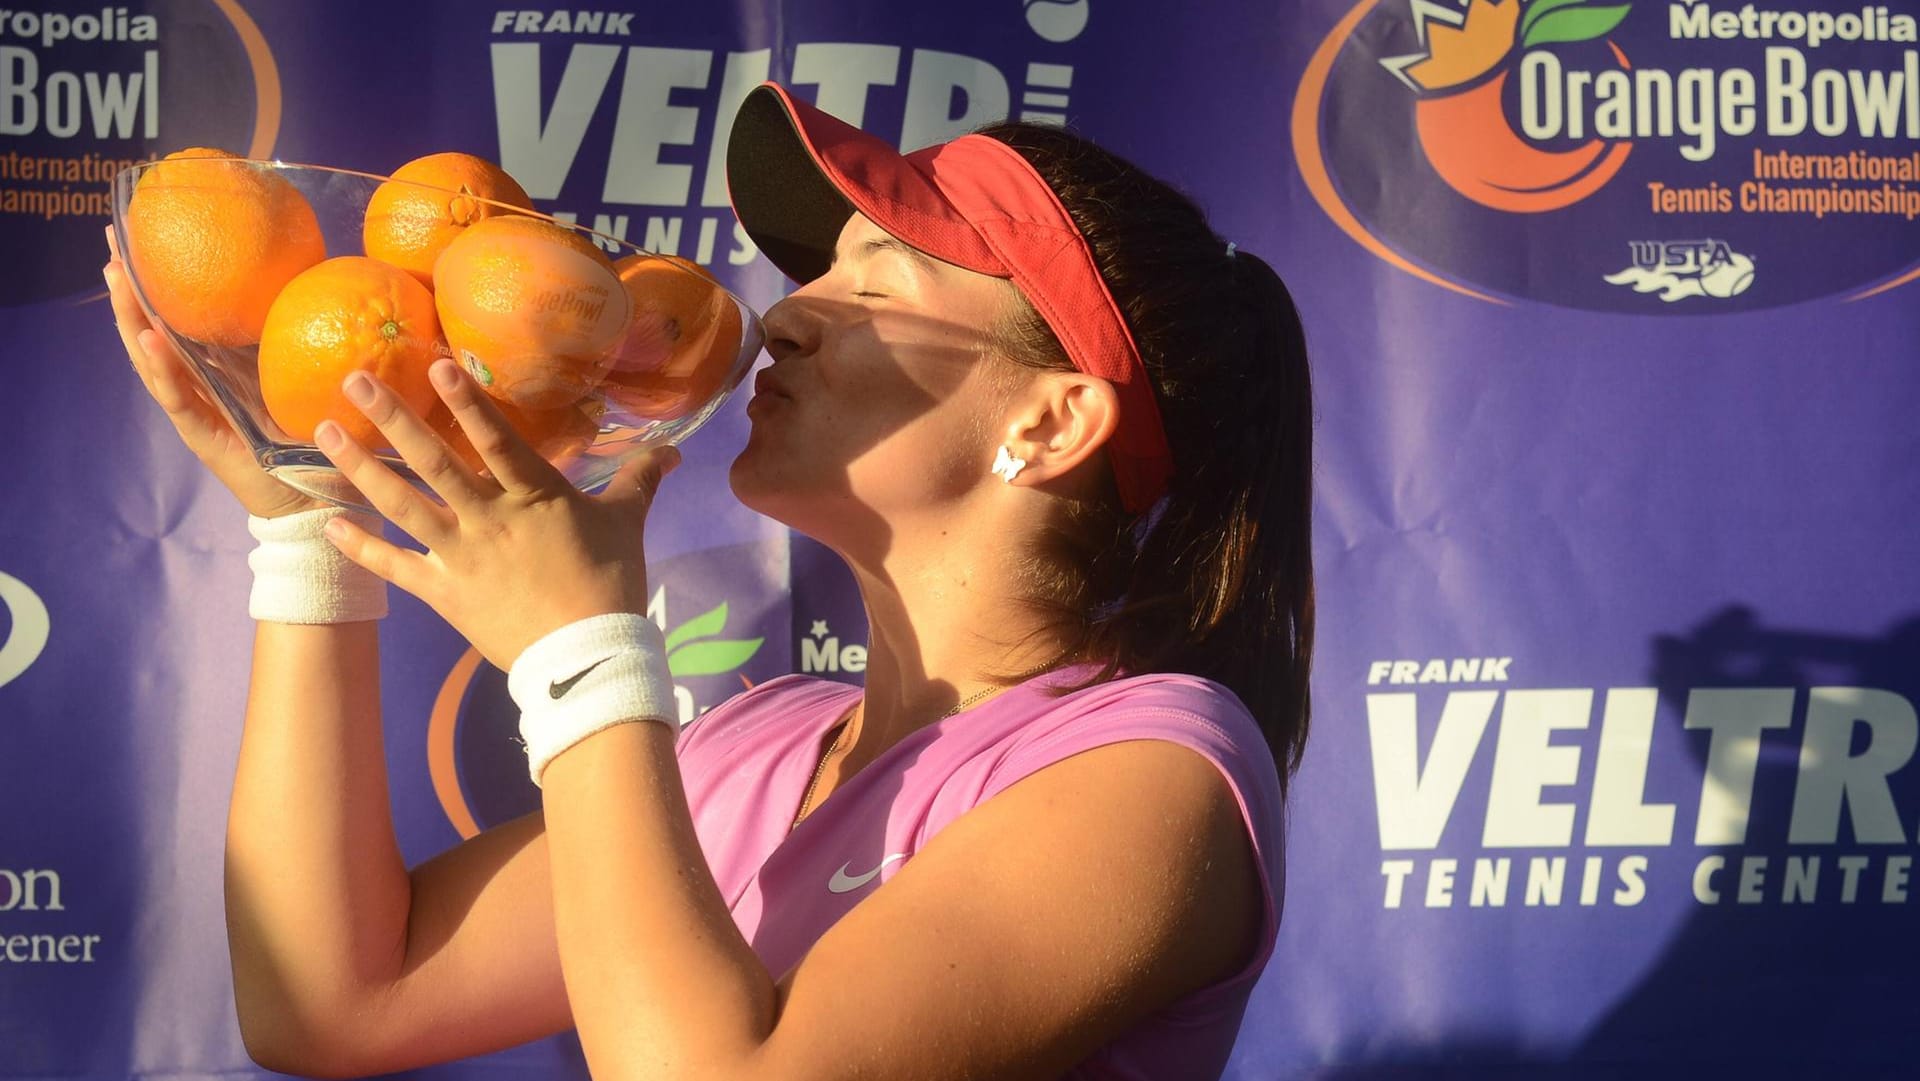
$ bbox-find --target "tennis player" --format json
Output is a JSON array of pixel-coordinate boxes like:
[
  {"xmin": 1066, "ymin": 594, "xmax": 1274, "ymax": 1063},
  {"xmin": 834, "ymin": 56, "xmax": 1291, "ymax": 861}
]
[{"xmin": 102, "ymin": 82, "xmax": 1314, "ymax": 1081}]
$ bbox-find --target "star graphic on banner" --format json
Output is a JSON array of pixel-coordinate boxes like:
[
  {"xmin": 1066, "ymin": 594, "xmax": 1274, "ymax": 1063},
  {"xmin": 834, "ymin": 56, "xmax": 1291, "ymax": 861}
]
[{"xmin": 810, "ymin": 620, "xmax": 830, "ymax": 639}]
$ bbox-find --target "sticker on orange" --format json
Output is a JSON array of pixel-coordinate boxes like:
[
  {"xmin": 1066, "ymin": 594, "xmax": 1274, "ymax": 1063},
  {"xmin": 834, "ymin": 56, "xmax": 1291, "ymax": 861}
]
[{"xmin": 1294, "ymin": 0, "xmax": 1920, "ymax": 311}]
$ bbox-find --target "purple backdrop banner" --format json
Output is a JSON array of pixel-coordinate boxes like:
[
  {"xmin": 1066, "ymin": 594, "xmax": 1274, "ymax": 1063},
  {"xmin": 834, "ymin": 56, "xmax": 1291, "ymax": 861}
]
[{"xmin": 2, "ymin": 0, "xmax": 1917, "ymax": 1077}]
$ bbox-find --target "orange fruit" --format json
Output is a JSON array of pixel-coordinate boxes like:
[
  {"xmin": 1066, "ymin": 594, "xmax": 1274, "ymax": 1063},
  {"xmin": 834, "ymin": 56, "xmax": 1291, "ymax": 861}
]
[
  {"xmin": 432, "ymin": 215, "xmax": 632, "ymax": 409},
  {"xmin": 425, "ymin": 397, "xmax": 602, "ymax": 473},
  {"xmin": 601, "ymin": 253, "xmax": 743, "ymax": 421},
  {"xmin": 258, "ymin": 256, "xmax": 443, "ymax": 446},
  {"xmin": 123, "ymin": 147, "xmax": 326, "ymax": 347},
  {"xmin": 363, "ymin": 152, "xmax": 534, "ymax": 288}
]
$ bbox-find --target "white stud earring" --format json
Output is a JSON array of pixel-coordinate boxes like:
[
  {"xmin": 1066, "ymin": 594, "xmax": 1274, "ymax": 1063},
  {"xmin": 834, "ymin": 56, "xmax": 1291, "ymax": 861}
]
[{"xmin": 991, "ymin": 445, "xmax": 1027, "ymax": 484}]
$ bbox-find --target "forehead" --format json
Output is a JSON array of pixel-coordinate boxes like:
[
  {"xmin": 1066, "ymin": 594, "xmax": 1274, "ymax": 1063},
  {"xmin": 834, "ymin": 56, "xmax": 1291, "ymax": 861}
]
[
  {"xmin": 831, "ymin": 213, "xmax": 1018, "ymax": 303},
  {"xmin": 836, "ymin": 212, "xmax": 892, "ymax": 247},
  {"xmin": 832, "ymin": 213, "xmax": 938, "ymax": 273},
  {"xmin": 831, "ymin": 212, "xmax": 933, "ymax": 265}
]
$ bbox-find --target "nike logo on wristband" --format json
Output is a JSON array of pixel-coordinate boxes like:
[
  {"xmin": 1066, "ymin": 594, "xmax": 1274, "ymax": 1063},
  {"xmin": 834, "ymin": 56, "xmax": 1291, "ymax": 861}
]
[
  {"xmin": 828, "ymin": 853, "xmax": 909, "ymax": 894},
  {"xmin": 549, "ymin": 657, "xmax": 611, "ymax": 699}
]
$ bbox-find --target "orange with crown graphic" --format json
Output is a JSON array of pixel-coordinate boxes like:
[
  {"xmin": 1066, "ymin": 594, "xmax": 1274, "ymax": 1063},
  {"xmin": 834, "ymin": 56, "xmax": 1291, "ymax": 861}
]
[
  {"xmin": 1387, "ymin": 0, "xmax": 1633, "ymax": 212},
  {"xmin": 1295, "ymin": 0, "xmax": 1920, "ymax": 310}
]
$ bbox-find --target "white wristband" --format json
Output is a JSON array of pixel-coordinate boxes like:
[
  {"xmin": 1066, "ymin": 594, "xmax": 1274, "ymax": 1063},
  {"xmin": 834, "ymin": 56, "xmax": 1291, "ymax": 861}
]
[
  {"xmin": 508, "ymin": 613, "xmax": 679, "ymax": 787},
  {"xmin": 247, "ymin": 508, "xmax": 389, "ymax": 624}
]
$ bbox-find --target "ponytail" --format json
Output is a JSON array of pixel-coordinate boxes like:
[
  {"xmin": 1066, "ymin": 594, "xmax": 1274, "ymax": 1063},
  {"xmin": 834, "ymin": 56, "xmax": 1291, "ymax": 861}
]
[{"xmin": 974, "ymin": 122, "xmax": 1315, "ymax": 784}]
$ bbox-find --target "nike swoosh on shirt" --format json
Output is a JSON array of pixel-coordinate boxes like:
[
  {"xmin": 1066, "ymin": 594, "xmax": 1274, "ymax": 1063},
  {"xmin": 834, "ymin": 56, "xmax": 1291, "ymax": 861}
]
[
  {"xmin": 827, "ymin": 853, "xmax": 909, "ymax": 894},
  {"xmin": 549, "ymin": 656, "xmax": 611, "ymax": 699}
]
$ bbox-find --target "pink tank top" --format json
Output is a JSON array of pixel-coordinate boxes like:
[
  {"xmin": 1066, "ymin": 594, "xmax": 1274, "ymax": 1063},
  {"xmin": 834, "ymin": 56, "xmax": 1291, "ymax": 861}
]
[{"xmin": 674, "ymin": 660, "xmax": 1286, "ymax": 1081}]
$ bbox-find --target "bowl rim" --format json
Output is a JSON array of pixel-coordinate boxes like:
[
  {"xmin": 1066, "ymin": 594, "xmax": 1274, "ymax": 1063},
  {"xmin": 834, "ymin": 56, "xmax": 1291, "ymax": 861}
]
[{"xmin": 111, "ymin": 155, "xmax": 762, "ymax": 315}]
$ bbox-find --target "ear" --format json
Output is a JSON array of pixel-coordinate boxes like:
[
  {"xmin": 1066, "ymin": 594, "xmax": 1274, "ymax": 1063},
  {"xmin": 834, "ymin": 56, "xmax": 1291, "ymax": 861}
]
[{"xmin": 998, "ymin": 372, "xmax": 1120, "ymax": 491}]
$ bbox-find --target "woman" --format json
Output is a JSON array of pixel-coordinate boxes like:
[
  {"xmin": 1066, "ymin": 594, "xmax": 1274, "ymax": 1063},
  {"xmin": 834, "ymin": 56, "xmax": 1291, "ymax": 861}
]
[{"xmin": 101, "ymin": 83, "xmax": 1313, "ymax": 1081}]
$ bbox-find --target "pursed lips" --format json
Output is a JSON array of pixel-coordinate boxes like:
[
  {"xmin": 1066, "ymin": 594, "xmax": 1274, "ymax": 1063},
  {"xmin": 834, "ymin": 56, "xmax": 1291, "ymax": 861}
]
[{"xmin": 752, "ymin": 370, "xmax": 792, "ymax": 400}]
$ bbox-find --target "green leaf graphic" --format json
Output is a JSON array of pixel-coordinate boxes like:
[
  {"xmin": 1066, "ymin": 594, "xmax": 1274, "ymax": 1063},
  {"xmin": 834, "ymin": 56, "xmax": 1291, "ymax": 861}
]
[
  {"xmin": 665, "ymin": 601, "xmax": 729, "ymax": 652},
  {"xmin": 669, "ymin": 637, "xmax": 764, "ymax": 677},
  {"xmin": 1523, "ymin": 3, "xmax": 1632, "ymax": 47},
  {"xmin": 1521, "ymin": 0, "xmax": 1598, "ymax": 38}
]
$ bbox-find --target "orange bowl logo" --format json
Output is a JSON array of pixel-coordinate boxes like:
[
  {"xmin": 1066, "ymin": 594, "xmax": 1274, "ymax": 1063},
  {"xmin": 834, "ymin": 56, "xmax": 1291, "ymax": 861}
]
[{"xmin": 1295, "ymin": 0, "xmax": 1920, "ymax": 310}]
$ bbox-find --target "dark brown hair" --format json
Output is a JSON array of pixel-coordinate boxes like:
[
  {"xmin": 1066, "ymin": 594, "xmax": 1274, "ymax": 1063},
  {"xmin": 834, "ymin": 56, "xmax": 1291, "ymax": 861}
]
[{"xmin": 976, "ymin": 121, "xmax": 1315, "ymax": 785}]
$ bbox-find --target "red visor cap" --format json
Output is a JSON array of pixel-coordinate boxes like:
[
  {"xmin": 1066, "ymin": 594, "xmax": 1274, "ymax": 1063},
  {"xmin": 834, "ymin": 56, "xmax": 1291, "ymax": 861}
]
[{"xmin": 726, "ymin": 82, "xmax": 1173, "ymax": 514}]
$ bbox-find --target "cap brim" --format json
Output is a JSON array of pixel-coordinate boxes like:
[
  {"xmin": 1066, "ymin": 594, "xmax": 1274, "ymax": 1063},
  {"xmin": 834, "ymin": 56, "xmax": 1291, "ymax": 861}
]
[
  {"xmin": 728, "ymin": 84, "xmax": 999, "ymax": 284},
  {"xmin": 726, "ymin": 85, "xmax": 860, "ymax": 284}
]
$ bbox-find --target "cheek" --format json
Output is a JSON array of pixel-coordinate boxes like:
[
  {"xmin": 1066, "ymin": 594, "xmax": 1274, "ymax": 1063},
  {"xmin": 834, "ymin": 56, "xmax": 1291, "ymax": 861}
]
[
  {"xmin": 734, "ymin": 349, "xmax": 998, "ymax": 505},
  {"xmin": 852, "ymin": 409, "xmax": 988, "ymax": 496}
]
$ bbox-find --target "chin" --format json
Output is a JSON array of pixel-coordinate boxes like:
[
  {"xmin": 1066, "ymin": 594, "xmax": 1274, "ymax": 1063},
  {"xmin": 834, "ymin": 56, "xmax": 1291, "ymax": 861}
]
[
  {"xmin": 725, "ymin": 439, "xmax": 769, "ymax": 507},
  {"xmin": 727, "ymin": 440, "xmax": 806, "ymax": 524},
  {"xmin": 727, "ymin": 447, "xmax": 869, "ymax": 546}
]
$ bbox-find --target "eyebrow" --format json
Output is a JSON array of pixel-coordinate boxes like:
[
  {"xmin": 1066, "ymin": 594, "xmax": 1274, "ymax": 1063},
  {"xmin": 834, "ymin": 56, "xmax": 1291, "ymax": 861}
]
[{"xmin": 830, "ymin": 235, "xmax": 941, "ymax": 278}]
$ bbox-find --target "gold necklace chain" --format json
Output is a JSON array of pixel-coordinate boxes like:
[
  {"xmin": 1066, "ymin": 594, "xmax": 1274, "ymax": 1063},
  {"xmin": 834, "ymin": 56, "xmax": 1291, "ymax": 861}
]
[{"xmin": 791, "ymin": 685, "xmax": 1001, "ymax": 831}]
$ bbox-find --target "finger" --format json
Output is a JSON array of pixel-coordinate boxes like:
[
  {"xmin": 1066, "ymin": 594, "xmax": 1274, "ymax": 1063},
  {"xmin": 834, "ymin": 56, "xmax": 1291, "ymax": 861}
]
[
  {"xmin": 132, "ymin": 326, "xmax": 217, "ymax": 419},
  {"xmin": 102, "ymin": 230, "xmax": 222, "ymax": 406},
  {"xmin": 341, "ymin": 370, "xmax": 490, "ymax": 512},
  {"xmin": 598, "ymin": 444, "xmax": 682, "ymax": 516},
  {"xmin": 315, "ymin": 419, "xmax": 456, "ymax": 549},
  {"xmin": 104, "ymin": 254, "xmax": 216, "ymax": 411},
  {"xmin": 128, "ymin": 324, "xmax": 260, "ymax": 471},
  {"xmin": 104, "ymin": 254, "xmax": 156, "ymax": 372},
  {"xmin": 102, "ymin": 238, "xmax": 164, "ymax": 378},
  {"xmin": 322, "ymin": 514, "xmax": 440, "ymax": 602},
  {"xmin": 104, "ymin": 235, "xmax": 315, "ymax": 514},
  {"xmin": 431, "ymin": 360, "xmax": 569, "ymax": 497},
  {"xmin": 106, "ymin": 258, "xmax": 236, "ymax": 448}
]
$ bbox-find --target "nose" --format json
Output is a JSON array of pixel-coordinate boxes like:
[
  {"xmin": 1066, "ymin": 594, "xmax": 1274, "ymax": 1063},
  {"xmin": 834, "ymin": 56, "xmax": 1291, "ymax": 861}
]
[{"xmin": 759, "ymin": 292, "xmax": 820, "ymax": 365}]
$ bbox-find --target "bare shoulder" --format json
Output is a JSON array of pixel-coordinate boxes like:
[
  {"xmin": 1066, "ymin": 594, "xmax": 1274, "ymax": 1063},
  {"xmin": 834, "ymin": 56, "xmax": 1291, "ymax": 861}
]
[
  {"xmin": 976, "ymin": 736, "xmax": 1268, "ymax": 998},
  {"xmin": 758, "ymin": 737, "xmax": 1266, "ymax": 1080}
]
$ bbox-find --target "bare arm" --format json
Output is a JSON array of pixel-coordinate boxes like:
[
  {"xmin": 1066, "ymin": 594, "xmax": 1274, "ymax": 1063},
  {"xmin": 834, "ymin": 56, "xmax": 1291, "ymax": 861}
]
[
  {"xmin": 225, "ymin": 613, "xmax": 578, "ymax": 1078},
  {"xmin": 105, "ymin": 238, "xmax": 572, "ymax": 1076},
  {"xmin": 224, "ymin": 620, "xmax": 408, "ymax": 1067}
]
